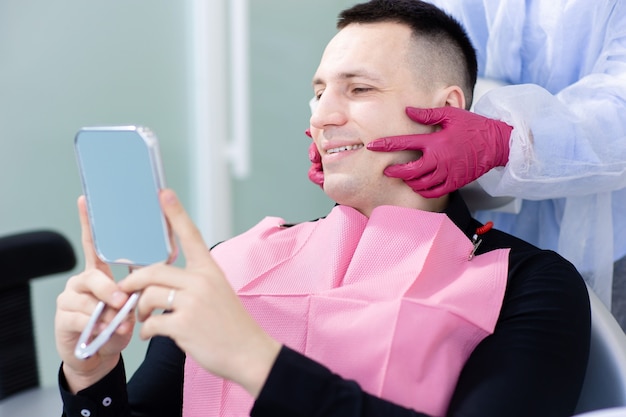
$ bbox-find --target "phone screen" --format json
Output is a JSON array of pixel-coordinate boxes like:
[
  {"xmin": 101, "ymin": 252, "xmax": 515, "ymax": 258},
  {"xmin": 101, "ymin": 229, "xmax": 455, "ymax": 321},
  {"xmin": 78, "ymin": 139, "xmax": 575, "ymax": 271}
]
[{"xmin": 74, "ymin": 126, "xmax": 173, "ymax": 266}]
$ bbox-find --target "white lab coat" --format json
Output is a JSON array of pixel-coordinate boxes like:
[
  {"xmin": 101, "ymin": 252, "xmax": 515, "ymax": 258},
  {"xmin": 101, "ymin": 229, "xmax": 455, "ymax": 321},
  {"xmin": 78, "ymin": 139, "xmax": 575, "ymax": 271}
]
[{"xmin": 427, "ymin": 0, "xmax": 626, "ymax": 306}]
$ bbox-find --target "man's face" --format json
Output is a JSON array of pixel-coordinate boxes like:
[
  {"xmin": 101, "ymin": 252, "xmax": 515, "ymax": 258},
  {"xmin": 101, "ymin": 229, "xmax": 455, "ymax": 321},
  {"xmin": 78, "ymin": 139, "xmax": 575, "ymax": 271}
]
[{"xmin": 309, "ymin": 22, "xmax": 442, "ymax": 214}]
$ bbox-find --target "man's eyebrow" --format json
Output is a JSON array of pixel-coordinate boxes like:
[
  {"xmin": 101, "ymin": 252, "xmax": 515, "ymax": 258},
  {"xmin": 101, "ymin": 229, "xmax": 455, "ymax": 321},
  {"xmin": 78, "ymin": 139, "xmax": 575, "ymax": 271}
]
[{"xmin": 312, "ymin": 70, "xmax": 384, "ymax": 86}]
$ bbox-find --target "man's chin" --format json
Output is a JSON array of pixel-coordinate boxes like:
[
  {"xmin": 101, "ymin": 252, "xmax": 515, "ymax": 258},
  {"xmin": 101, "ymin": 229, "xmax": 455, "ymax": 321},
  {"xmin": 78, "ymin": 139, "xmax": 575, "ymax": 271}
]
[{"xmin": 322, "ymin": 177, "xmax": 363, "ymax": 205}]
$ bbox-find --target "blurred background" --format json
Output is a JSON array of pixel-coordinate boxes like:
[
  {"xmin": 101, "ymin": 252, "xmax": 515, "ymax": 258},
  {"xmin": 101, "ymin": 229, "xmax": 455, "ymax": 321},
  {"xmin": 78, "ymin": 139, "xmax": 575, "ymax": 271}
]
[{"xmin": 0, "ymin": 0, "xmax": 357, "ymax": 387}]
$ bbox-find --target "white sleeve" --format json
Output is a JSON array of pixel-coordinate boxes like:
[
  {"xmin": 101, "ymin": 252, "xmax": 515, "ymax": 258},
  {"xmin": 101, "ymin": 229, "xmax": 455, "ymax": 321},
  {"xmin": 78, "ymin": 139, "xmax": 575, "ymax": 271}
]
[{"xmin": 475, "ymin": 20, "xmax": 626, "ymax": 200}]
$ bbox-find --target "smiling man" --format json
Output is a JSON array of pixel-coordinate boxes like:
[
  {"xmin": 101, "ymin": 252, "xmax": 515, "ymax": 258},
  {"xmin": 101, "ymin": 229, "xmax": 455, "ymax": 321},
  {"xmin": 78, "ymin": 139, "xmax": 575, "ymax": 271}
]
[
  {"xmin": 56, "ymin": 1, "xmax": 590, "ymax": 417},
  {"xmin": 310, "ymin": 19, "xmax": 465, "ymax": 215}
]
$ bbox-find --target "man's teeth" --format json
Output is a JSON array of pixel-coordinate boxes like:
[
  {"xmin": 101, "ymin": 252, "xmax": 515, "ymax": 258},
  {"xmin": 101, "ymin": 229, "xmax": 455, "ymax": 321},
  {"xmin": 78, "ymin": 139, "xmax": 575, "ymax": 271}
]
[{"xmin": 326, "ymin": 144, "xmax": 364, "ymax": 154}]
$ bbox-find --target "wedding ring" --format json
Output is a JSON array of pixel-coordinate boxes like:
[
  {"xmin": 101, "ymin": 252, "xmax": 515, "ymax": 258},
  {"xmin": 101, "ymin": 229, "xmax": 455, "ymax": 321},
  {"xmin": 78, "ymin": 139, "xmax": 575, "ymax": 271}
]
[{"xmin": 166, "ymin": 288, "xmax": 176, "ymax": 310}]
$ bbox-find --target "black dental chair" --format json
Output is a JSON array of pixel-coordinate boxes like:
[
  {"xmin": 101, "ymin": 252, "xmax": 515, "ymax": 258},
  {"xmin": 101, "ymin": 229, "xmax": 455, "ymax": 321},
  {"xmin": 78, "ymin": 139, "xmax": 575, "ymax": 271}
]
[{"xmin": 0, "ymin": 230, "xmax": 76, "ymax": 400}]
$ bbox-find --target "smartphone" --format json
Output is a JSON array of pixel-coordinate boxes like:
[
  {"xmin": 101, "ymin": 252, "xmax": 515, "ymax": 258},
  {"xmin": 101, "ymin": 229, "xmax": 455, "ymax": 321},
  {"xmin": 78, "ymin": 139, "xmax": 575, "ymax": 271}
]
[{"xmin": 74, "ymin": 126, "xmax": 175, "ymax": 266}]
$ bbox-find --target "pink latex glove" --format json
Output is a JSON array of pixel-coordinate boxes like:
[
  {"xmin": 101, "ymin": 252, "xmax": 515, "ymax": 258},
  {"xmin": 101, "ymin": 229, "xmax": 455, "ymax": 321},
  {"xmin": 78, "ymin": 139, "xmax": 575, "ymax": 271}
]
[
  {"xmin": 305, "ymin": 129, "xmax": 324, "ymax": 188},
  {"xmin": 366, "ymin": 106, "xmax": 512, "ymax": 198}
]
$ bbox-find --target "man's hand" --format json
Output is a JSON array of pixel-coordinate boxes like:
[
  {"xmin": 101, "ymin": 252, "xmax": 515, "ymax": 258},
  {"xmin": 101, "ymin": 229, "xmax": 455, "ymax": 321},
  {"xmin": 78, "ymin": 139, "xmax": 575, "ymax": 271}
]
[
  {"xmin": 366, "ymin": 106, "xmax": 513, "ymax": 198},
  {"xmin": 119, "ymin": 190, "xmax": 281, "ymax": 399},
  {"xmin": 55, "ymin": 196, "xmax": 134, "ymax": 394}
]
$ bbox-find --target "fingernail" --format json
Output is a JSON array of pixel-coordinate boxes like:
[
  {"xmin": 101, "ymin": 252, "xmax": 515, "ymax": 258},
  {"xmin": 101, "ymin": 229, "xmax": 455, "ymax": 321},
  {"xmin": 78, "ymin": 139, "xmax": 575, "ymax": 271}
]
[
  {"xmin": 163, "ymin": 190, "xmax": 177, "ymax": 205},
  {"xmin": 111, "ymin": 291, "xmax": 126, "ymax": 307},
  {"xmin": 366, "ymin": 140, "xmax": 382, "ymax": 150}
]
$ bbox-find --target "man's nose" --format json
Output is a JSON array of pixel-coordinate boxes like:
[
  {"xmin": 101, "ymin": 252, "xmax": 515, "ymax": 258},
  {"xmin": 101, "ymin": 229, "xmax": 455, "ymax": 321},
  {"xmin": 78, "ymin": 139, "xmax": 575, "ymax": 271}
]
[{"xmin": 309, "ymin": 91, "xmax": 347, "ymax": 129}]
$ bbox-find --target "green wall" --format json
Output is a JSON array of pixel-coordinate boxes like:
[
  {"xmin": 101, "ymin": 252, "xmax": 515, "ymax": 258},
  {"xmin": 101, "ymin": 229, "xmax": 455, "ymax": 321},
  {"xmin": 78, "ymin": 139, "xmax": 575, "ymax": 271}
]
[
  {"xmin": 234, "ymin": 0, "xmax": 358, "ymax": 232},
  {"xmin": 0, "ymin": 0, "xmax": 358, "ymax": 389},
  {"xmin": 0, "ymin": 1, "xmax": 191, "ymax": 387}
]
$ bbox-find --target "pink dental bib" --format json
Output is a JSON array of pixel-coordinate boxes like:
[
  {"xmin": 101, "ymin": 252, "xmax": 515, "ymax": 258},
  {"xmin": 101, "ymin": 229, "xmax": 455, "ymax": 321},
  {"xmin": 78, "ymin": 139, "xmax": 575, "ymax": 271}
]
[{"xmin": 183, "ymin": 205, "xmax": 509, "ymax": 417}]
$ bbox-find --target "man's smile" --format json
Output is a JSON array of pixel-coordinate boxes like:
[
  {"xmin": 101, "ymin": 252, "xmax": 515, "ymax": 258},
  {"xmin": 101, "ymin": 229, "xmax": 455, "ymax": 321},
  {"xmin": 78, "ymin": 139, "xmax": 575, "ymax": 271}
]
[{"xmin": 326, "ymin": 144, "xmax": 364, "ymax": 154}]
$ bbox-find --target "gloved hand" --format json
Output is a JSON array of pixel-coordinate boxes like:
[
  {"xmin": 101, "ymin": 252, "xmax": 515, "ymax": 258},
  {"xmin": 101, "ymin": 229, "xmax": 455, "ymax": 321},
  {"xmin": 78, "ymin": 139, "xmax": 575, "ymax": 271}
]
[
  {"xmin": 366, "ymin": 106, "xmax": 513, "ymax": 198},
  {"xmin": 306, "ymin": 129, "xmax": 324, "ymax": 188}
]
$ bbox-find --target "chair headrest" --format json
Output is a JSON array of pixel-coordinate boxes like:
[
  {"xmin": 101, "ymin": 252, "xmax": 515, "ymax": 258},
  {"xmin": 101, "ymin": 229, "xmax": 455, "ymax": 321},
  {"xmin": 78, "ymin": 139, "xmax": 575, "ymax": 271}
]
[{"xmin": 0, "ymin": 230, "xmax": 76, "ymax": 290}]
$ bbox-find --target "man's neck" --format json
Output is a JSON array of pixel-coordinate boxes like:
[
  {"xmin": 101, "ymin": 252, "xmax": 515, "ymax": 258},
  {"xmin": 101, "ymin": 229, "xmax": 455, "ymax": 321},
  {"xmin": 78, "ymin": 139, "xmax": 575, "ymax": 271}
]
[{"xmin": 348, "ymin": 193, "xmax": 450, "ymax": 218}]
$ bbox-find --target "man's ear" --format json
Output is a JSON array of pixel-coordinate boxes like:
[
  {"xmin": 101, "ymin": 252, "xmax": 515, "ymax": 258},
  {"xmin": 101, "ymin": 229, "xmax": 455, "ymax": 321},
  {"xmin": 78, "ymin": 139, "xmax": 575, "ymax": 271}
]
[{"xmin": 434, "ymin": 85, "xmax": 465, "ymax": 109}]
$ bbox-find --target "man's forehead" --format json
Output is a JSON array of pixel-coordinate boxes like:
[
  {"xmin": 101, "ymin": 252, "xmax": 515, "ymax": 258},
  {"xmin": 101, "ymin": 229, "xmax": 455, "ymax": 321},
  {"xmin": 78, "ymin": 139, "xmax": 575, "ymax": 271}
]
[
  {"xmin": 312, "ymin": 22, "xmax": 413, "ymax": 85},
  {"xmin": 326, "ymin": 21, "xmax": 412, "ymax": 54}
]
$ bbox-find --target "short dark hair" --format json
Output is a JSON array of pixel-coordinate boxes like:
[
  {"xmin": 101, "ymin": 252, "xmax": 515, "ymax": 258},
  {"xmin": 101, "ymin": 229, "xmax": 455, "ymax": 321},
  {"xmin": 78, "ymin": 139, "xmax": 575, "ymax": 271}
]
[{"xmin": 338, "ymin": 0, "xmax": 478, "ymax": 107}]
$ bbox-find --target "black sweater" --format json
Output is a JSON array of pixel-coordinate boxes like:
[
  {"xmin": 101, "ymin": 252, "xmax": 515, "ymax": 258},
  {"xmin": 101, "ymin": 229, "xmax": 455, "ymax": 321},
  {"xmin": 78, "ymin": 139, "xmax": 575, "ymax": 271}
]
[{"xmin": 60, "ymin": 192, "xmax": 590, "ymax": 417}]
